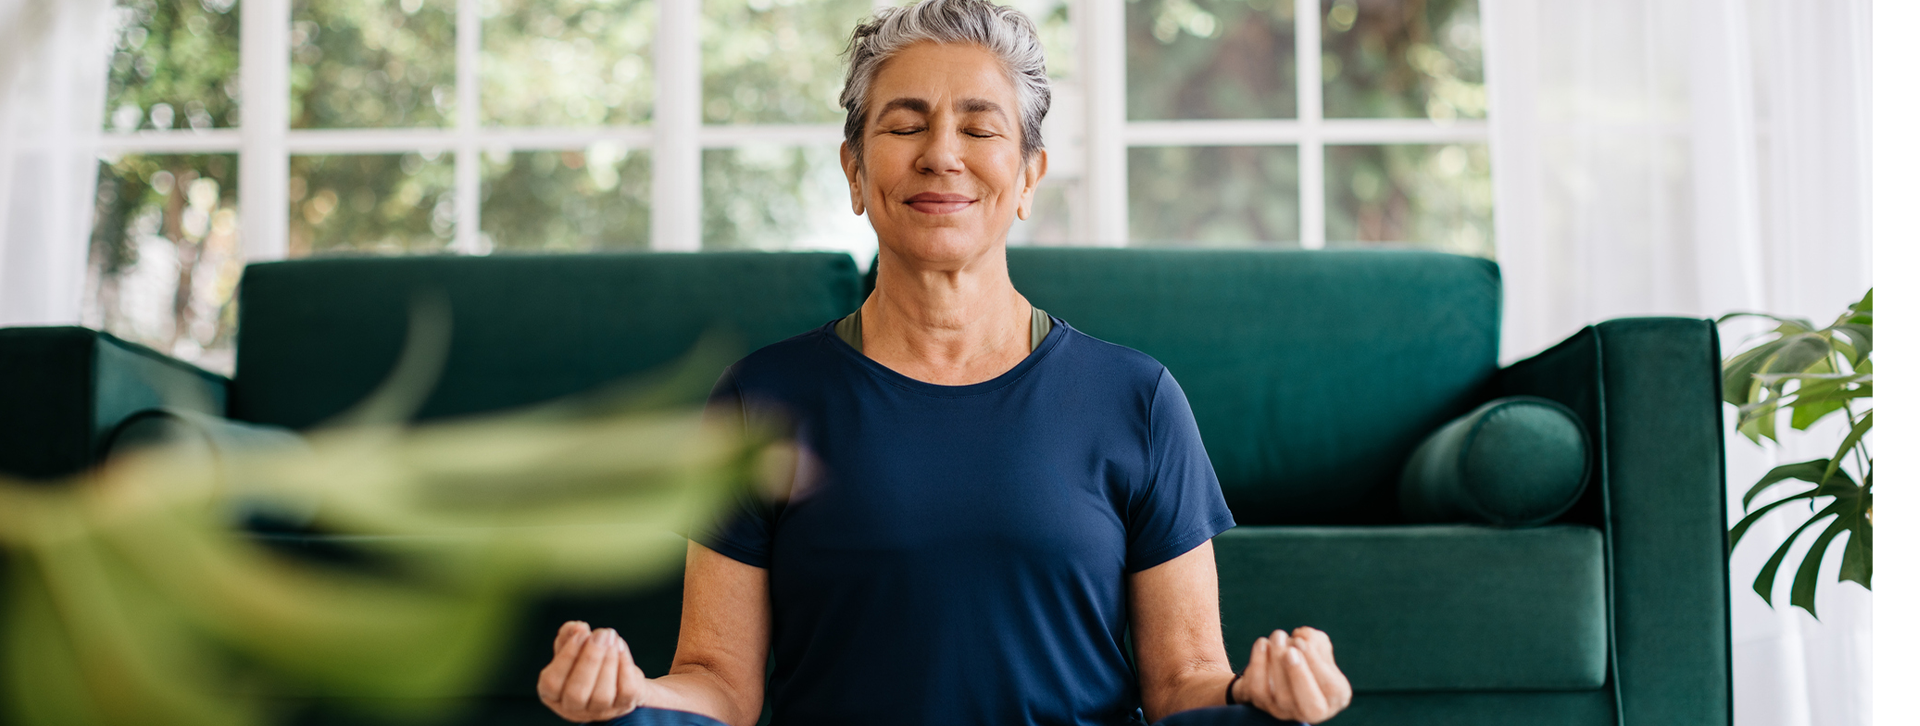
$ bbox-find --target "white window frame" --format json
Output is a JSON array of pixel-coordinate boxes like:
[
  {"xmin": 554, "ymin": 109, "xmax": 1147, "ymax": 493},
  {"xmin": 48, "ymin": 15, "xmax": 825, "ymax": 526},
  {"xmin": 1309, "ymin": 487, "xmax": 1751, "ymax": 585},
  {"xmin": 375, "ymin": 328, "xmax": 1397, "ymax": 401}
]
[
  {"xmin": 1087, "ymin": 0, "xmax": 1490, "ymax": 248},
  {"xmin": 94, "ymin": 0, "xmax": 1488, "ymax": 259}
]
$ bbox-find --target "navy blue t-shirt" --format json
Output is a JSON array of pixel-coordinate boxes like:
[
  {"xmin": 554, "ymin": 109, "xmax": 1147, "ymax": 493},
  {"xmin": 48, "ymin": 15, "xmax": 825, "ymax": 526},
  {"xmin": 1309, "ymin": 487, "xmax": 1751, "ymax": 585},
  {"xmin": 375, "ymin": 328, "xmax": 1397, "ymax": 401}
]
[{"xmin": 694, "ymin": 317, "xmax": 1236, "ymax": 726}]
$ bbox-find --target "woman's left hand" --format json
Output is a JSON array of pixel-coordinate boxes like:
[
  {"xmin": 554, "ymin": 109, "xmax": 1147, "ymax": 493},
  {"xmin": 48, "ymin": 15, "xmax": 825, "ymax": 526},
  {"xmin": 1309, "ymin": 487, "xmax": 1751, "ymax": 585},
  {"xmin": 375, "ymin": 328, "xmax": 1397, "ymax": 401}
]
[{"xmin": 1233, "ymin": 627, "xmax": 1352, "ymax": 724}]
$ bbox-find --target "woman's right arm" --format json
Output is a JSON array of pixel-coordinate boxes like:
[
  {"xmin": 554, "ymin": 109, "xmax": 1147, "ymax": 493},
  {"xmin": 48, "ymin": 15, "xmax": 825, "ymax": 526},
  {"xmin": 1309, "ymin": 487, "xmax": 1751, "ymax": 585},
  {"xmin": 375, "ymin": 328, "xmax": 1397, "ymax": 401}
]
[{"xmin": 539, "ymin": 540, "xmax": 772, "ymax": 726}]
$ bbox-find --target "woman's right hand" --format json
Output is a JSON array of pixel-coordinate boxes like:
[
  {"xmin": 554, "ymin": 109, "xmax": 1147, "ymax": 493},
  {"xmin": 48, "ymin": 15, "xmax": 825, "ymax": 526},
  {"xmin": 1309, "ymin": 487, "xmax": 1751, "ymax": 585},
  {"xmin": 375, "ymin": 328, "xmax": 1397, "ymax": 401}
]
[{"xmin": 538, "ymin": 620, "xmax": 650, "ymax": 723}]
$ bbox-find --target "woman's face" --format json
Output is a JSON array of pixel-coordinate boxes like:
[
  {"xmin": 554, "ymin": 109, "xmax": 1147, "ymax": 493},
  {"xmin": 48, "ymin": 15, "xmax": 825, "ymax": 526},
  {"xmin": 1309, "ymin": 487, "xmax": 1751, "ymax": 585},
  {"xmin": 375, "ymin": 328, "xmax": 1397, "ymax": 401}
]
[{"xmin": 842, "ymin": 41, "xmax": 1047, "ymax": 266}]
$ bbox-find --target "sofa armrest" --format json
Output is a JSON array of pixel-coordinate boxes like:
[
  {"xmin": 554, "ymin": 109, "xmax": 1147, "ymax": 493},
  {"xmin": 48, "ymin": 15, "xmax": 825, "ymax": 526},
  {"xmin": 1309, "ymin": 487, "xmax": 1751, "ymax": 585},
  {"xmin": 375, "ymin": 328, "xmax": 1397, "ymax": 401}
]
[
  {"xmin": 1496, "ymin": 318, "xmax": 1730, "ymax": 726},
  {"xmin": 0, "ymin": 326, "xmax": 229, "ymax": 482}
]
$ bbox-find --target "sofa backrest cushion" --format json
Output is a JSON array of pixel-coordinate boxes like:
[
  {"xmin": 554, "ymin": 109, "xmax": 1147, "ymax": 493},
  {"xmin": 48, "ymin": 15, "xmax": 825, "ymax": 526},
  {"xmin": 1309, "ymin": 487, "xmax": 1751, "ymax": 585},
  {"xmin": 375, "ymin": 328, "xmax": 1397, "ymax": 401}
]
[
  {"xmin": 1008, "ymin": 248, "xmax": 1500, "ymax": 524},
  {"xmin": 232, "ymin": 252, "xmax": 863, "ymax": 429}
]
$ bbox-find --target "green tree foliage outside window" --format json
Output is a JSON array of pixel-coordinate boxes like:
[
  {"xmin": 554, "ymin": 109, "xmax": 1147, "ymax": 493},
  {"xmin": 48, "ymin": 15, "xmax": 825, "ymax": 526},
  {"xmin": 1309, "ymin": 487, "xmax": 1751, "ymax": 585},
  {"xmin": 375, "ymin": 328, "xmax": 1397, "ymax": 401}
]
[
  {"xmin": 483, "ymin": 0, "xmax": 656, "ymax": 127},
  {"xmin": 1321, "ymin": 0, "xmax": 1485, "ymax": 120},
  {"xmin": 1129, "ymin": 146, "xmax": 1301, "ymax": 246},
  {"xmin": 482, "ymin": 148, "xmax": 654, "ymax": 252},
  {"xmin": 703, "ymin": 146, "xmax": 873, "ymax": 251},
  {"xmin": 89, "ymin": 155, "xmax": 243, "ymax": 365},
  {"xmin": 1322, "ymin": 0, "xmax": 1489, "ymax": 250},
  {"xmin": 1126, "ymin": 0, "xmax": 1299, "ymax": 121},
  {"xmin": 95, "ymin": 1, "xmax": 243, "ymax": 367},
  {"xmin": 290, "ymin": 154, "xmax": 456, "ymax": 256},
  {"xmin": 291, "ymin": 0, "xmax": 457, "ymax": 129},
  {"xmin": 704, "ymin": 0, "xmax": 870, "ymax": 126},
  {"xmin": 103, "ymin": 0, "xmax": 239, "ymax": 132},
  {"xmin": 1326, "ymin": 143, "xmax": 1491, "ymax": 253}
]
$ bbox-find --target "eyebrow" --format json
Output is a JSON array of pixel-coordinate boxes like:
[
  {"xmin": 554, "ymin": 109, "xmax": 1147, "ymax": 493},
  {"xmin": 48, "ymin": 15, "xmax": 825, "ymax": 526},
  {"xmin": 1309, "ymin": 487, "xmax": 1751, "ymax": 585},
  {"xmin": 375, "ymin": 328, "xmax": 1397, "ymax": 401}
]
[
  {"xmin": 878, "ymin": 98, "xmax": 932, "ymax": 117},
  {"xmin": 958, "ymin": 98, "xmax": 1006, "ymax": 119}
]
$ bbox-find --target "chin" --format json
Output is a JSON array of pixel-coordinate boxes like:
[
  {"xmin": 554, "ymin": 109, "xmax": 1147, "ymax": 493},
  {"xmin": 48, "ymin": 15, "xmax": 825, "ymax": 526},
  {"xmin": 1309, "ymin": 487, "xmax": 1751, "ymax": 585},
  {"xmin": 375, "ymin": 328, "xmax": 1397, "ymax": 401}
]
[{"xmin": 879, "ymin": 226, "xmax": 1008, "ymax": 267}]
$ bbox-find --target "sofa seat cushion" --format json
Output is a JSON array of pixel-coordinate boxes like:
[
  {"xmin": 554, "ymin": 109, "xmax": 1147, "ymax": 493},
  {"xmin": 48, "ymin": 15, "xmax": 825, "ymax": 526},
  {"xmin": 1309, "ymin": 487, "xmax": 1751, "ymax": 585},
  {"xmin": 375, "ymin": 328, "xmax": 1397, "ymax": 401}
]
[{"xmin": 1215, "ymin": 524, "xmax": 1607, "ymax": 692}]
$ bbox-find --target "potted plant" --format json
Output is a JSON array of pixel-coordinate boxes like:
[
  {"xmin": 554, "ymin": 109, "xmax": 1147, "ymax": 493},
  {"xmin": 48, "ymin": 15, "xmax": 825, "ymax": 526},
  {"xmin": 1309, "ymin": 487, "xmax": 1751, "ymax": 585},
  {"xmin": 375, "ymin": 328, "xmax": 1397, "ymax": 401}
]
[{"xmin": 1720, "ymin": 290, "xmax": 1872, "ymax": 618}]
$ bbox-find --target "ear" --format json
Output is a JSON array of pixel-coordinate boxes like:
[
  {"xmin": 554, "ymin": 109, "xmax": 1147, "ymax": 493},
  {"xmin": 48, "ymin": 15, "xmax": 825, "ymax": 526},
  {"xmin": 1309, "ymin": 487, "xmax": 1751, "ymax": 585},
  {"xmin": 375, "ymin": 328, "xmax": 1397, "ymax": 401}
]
[
  {"xmin": 840, "ymin": 142, "xmax": 866, "ymax": 216},
  {"xmin": 1017, "ymin": 148, "xmax": 1048, "ymax": 221}
]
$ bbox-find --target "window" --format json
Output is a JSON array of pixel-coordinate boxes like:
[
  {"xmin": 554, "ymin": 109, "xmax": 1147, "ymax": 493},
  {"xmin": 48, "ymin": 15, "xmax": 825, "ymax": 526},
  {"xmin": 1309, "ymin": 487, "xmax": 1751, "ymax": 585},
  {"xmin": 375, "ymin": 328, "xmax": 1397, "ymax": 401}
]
[
  {"xmin": 88, "ymin": 0, "xmax": 1486, "ymax": 372},
  {"xmin": 1117, "ymin": 0, "xmax": 1489, "ymax": 248}
]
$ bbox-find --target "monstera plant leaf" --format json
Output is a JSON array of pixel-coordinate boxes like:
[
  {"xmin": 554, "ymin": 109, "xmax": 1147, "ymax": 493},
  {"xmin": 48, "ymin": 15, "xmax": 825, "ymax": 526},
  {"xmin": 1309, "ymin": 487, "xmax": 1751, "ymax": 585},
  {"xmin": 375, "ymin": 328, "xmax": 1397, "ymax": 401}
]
[
  {"xmin": 1727, "ymin": 460, "xmax": 1871, "ymax": 619},
  {"xmin": 1720, "ymin": 290, "xmax": 1872, "ymax": 619},
  {"xmin": 0, "ymin": 310, "xmax": 776, "ymax": 726}
]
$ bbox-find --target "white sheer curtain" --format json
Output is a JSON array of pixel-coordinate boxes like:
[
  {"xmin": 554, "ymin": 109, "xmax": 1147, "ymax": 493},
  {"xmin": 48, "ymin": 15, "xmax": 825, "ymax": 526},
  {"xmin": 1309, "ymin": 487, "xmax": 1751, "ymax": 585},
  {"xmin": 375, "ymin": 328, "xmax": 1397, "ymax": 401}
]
[
  {"xmin": 0, "ymin": 0, "xmax": 113, "ymax": 327},
  {"xmin": 1483, "ymin": 1, "xmax": 1873, "ymax": 725}
]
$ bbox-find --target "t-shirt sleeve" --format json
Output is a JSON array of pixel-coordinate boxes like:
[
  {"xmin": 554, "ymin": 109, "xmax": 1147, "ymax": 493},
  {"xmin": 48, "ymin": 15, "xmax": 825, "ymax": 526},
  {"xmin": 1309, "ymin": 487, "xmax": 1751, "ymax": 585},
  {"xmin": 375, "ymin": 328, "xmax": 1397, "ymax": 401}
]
[
  {"xmin": 1124, "ymin": 367, "xmax": 1237, "ymax": 572},
  {"xmin": 688, "ymin": 364, "xmax": 774, "ymax": 569}
]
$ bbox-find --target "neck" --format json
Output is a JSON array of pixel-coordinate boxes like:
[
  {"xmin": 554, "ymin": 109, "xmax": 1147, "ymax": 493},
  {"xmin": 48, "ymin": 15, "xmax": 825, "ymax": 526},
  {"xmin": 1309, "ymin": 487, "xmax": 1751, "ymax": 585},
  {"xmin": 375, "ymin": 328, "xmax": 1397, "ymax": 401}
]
[{"xmin": 860, "ymin": 243, "xmax": 1032, "ymax": 385}]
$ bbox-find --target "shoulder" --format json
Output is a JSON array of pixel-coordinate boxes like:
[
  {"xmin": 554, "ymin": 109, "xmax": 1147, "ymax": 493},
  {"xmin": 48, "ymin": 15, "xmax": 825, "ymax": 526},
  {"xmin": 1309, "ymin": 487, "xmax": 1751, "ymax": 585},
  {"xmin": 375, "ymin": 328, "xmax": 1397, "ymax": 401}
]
[
  {"xmin": 719, "ymin": 321, "xmax": 844, "ymax": 395},
  {"xmin": 1051, "ymin": 319, "xmax": 1173, "ymax": 392}
]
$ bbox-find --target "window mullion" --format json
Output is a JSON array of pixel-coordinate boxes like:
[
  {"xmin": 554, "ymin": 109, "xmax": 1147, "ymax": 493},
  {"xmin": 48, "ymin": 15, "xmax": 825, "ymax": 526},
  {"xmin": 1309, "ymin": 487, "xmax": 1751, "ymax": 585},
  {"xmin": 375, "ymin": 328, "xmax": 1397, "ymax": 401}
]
[
  {"xmin": 1295, "ymin": 0, "xmax": 1324, "ymax": 249},
  {"xmin": 240, "ymin": 0, "xmax": 292, "ymax": 260},
  {"xmin": 1085, "ymin": 0, "xmax": 1126, "ymax": 246},
  {"xmin": 456, "ymin": 0, "xmax": 482, "ymax": 254},
  {"xmin": 653, "ymin": 0, "xmax": 702, "ymax": 251}
]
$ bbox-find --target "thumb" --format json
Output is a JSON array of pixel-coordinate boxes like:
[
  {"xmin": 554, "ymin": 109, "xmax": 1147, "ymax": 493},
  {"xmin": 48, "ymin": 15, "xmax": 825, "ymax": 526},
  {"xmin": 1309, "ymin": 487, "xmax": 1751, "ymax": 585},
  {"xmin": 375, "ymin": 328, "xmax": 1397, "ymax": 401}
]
[
  {"xmin": 617, "ymin": 636, "xmax": 643, "ymax": 675},
  {"xmin": 616, "ymin": 637, "xmax": 649, "ymax": 709}
]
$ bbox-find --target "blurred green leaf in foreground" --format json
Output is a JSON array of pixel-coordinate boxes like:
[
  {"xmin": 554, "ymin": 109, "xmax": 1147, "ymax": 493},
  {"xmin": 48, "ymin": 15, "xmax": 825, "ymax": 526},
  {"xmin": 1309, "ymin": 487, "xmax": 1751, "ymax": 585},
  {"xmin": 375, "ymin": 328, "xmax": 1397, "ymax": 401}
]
[{"xmin": 0, "ymin": 319, "xmax": 776, "ymax": 726}]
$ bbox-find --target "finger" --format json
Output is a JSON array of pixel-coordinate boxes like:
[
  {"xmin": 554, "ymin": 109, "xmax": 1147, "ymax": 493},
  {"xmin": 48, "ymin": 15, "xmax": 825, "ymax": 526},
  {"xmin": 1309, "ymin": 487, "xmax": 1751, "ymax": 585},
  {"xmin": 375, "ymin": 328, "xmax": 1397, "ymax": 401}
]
[
  {"xmin": 1244, "ymin": 633, "xmax": 1290, "ymax": 714},
  {"xmin": 540, "ymin": 624, "xmax": 592, "ymax": 705},
  {"xmin": 1264, "ymin": 631, "xmax": 1299, "ymax": 717},
  {"xmin": 1293, "ymin": 627, "xmax": 1335, "ymax": 663},
  {"xmin": 1303, "ymin": 641, "xmax": 1352, "ymax": 709},
  {"xmin": 590, "ymin": 630, "xmax": 622, "ymax": 712},
  {"xmin": 1284, "ymin": 646, "xmax": 1332, "ymax": 723},
  {"xmin": 1243, "ymin": 637, "xmax": 1273, "ymax": 711},
  {"xmin": 562, "ymin": 629, "xmax": 613, "ymax": 712},
  {"xmin": 616, "ymin": 637, "xmax": 646, "ymax": 710},
  {"xmin": 555, "ymin": 620, "xmax": 590, "ymax": 653},
  {"xmin": 1291, "ymin": 628, "xmax": 1351, "ymax": 709}
]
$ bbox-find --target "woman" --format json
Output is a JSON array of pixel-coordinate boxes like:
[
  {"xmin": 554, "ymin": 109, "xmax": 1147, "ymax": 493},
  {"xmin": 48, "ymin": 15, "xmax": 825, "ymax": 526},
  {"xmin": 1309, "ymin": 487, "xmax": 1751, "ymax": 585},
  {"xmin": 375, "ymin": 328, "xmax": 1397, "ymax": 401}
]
[{"xmin": 537, "ymin": 1, "xmax": 1352, "ymax": 724}]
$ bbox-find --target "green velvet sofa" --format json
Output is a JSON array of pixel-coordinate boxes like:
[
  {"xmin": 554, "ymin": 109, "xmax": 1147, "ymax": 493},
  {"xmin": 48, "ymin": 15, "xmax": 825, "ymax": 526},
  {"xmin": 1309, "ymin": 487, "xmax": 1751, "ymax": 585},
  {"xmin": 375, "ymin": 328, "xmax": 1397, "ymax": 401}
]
[{"xmin": 0, "ymin": 249, "xmax": 1731, "ymax": 725}]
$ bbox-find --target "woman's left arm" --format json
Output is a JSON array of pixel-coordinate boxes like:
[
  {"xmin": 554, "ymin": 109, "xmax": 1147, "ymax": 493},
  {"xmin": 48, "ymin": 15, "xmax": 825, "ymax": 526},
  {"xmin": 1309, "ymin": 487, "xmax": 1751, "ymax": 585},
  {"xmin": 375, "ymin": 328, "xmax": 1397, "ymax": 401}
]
[
  {"xmin": 1129, "ymin": 540, "xmax": 1353, "ymax": 723},
  {"xmin": 1128, "ymin": 540, "xmax": 1238, "ymax": 721}
]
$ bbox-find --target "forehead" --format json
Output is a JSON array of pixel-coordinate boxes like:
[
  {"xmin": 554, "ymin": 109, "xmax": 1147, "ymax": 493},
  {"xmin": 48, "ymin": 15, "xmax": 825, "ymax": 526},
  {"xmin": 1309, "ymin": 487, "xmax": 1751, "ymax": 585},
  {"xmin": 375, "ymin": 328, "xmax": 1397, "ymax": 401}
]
[{"xmin": 868, "ymin": 42, "xmax": 1018, "ymax": 111}]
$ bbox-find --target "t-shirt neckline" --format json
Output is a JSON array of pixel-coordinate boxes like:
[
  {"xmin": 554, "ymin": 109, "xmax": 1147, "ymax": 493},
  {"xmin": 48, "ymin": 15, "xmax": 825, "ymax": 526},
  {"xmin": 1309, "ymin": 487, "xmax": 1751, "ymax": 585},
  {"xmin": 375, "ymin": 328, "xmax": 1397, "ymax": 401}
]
[{"xmin": 821, "ymin": 314, "xmax": 1069, "ymax": 398}]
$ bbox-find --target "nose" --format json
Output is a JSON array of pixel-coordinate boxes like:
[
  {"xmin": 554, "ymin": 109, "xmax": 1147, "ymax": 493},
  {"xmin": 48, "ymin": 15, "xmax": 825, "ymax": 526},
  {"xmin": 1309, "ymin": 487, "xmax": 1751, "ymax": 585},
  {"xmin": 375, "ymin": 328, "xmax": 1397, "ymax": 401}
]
[{"xmin": 915, "ymin": 127, "xmax": 964, "ymax": 176}]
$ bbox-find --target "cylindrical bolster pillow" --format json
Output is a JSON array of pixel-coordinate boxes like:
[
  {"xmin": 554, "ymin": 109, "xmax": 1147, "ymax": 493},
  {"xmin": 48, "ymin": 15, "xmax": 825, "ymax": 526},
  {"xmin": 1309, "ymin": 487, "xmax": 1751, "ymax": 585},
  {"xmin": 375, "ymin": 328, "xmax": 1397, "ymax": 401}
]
[
  {"xmin": 1399, "ymin": 396, "xmax": 1591, "ymax": 527},
  {"xmin": 106, "ymin": 408, "xmax": 304, "ymax": 463},
  {"xmin": 104, "ymin": 408, "xmax": 313, "ymax": 523}
]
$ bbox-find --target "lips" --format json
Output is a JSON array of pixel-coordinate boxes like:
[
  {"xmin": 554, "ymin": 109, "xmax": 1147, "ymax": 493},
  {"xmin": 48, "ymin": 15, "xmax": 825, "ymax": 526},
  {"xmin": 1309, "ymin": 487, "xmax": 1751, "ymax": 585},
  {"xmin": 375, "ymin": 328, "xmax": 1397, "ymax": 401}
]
[{"xmin": 904, "ymin": 192, "xmax": 975, "ymax": 215}]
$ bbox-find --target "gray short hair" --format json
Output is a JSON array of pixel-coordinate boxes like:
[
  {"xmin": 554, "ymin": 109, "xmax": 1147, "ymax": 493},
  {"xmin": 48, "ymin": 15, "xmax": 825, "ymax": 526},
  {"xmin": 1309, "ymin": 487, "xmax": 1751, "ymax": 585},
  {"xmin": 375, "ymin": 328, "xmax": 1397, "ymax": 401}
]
[{"xmin": 840, "ymin": 0, "xmax": 1051, "ymax": 164}]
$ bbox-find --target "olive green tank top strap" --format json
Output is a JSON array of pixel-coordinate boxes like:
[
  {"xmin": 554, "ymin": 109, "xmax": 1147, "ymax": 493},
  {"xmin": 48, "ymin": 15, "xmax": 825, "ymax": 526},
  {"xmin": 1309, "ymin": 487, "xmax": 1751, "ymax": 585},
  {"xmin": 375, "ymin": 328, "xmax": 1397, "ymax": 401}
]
[
  {"xmin": 834, "ymin": 306, "xmax": 864, "ymax": 352},
  {"xmin": 1028, "ymin": 304, "xmax": 1050, "ymax": 351},
  {"xmin": 833, "ymin": 304, "xmax": 1052, "ymax": 354}
]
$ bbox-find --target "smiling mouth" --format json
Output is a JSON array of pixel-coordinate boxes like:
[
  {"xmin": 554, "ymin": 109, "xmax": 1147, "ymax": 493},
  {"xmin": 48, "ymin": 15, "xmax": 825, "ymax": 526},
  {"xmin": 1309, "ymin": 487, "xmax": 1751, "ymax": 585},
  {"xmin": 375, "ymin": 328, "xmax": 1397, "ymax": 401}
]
[{"xmin": 904, "ymin": 193, "xmax": 975, "ymax": 215}]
